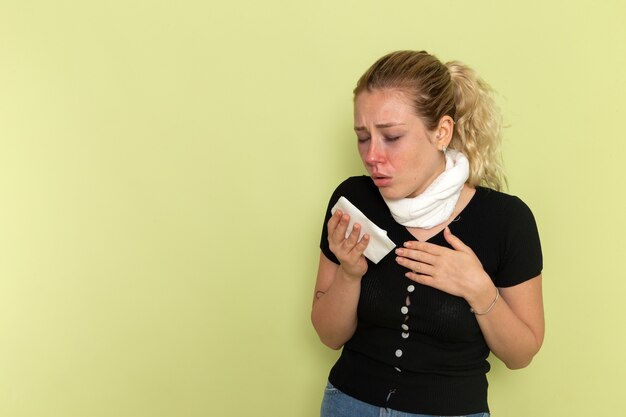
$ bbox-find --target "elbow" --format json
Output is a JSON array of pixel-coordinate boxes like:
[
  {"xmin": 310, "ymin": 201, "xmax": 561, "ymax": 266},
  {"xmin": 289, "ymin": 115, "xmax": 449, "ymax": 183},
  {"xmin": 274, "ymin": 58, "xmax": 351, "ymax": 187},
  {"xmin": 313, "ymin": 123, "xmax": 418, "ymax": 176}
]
[
  {"xmin": 312, "ymin": 322, "xmax": 346, "ymax": 350},
  {"xmin": 322, "ymin": 339, "xmax": 344, "ymax": 351},
  {"xmin": 504, "ymin": 357, "xmax": 533, "ymax": 370},
  {"xmin": 505, "ymin": 334, "xmax": 544, "ymax": 370},
  {"xmin": 503, "ymin": 347, "xmax": 541, "ymax": 370},
  {"xmin": 311, "ymin": 315, "xmax": 348, "ymax": 351},
  {"xmin": 313, "ymin": 328, "xmax": 345, "ymax": 350}
]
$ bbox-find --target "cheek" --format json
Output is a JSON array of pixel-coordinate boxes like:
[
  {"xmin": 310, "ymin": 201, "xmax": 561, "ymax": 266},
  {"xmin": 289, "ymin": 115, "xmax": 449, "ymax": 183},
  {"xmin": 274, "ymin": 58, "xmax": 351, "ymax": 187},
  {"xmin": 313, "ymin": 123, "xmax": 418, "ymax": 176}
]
[
  {"xmin": 356, "ymin": 143, "xmax": 368, "ymax": 161},
  {"xmin": 387, "ymin": 149, "xmax": 411, "ymax": 170}
]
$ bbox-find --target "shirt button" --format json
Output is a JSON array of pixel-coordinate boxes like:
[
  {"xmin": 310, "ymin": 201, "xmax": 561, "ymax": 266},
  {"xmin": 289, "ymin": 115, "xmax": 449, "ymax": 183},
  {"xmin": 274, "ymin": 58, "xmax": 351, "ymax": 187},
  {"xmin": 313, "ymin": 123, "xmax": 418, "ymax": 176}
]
[
  {"xmin": 394, "ymin": 366, "xmax": 402, "ymax": 372},
  {"xmin": 395, "ymin": 349, "xmax": 403, "ymax": 357},
  {"xmin": 401, "ymin": 306, "xmax": 409, "ymax": 314},
  {"xmin": 402, "ymin": 332, "xmax": 409, "ymax": 339},
  {"xmin": 407, "ymin": 285, "xmax": 415, "ymax": 293},
  {"xmin": 401, "ymin": 324, "xmax": 409, "ymax": 331}
]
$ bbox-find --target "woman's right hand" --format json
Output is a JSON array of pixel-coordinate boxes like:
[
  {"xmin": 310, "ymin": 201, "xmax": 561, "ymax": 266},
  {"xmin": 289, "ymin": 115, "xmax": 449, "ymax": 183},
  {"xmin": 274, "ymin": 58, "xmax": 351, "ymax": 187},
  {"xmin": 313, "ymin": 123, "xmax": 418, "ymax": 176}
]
[{"xmin": 327, "ymin": 210, "xmax": 370, "ymax": 279}]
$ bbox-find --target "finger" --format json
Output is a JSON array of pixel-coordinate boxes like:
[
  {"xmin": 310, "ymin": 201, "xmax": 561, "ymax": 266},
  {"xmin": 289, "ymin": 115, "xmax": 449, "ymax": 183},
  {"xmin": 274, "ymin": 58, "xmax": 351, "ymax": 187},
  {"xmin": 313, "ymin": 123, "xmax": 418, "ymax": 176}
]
[
  {"xmin": 403, "ymin": 240, "xmax": 445, "ymax": 256},
  {"xmin": 330, "ymin": 213, "xmax": 351, "ymax": 243},
  {"xmin": 405, "ymin": 271, "xmax": 436, "ymax": 288},
  {"xmin": 326, "ymin": 210, "xmax": 344, "ymax": 239},
  {"xmin": 327, "ymin": 209, "xmax": 342, "ymax": 226},
  {"xmin": 344, "ymin": 222, "xmax": 361, "ymax": 248},
  {"xmin": 443, "ymin": 227, "xmax": 470, "ymax": 252},
  {"xmin": 341, "ymin": 232, "xmax": 368, "ymax": 267},
  {"xmin": 351, "ymin": 233, "xmax": 370, "ymax": 256},
  {"xmin": 395, "ymin": 256, "xmax": 435, "ymax": 277},
  {"xmin": 395, "ymin": 247, "xmax": 437, "ymax": 266}
]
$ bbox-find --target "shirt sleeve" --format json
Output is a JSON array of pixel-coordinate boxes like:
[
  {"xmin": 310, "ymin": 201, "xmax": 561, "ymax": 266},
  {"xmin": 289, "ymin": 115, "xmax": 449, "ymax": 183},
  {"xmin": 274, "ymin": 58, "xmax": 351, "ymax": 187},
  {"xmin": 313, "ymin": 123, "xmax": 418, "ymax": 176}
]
[{"xmin": 495, "ymin": 196, "xmax": 543, "ymax": 287}]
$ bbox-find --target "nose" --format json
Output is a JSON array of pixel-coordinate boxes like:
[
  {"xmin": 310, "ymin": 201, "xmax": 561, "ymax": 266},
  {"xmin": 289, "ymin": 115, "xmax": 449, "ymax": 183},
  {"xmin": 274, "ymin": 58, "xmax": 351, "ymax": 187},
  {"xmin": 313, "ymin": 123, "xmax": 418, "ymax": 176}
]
[{"xmin": 364, "ymin": 139, "xmax": 384, "ymax": 165}]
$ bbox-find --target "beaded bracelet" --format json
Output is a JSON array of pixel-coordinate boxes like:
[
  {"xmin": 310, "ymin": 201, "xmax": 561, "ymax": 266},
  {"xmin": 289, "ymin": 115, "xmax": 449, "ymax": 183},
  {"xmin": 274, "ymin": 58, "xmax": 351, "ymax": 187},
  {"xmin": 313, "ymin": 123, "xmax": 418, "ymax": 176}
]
[{"xmin": 470, "ymin": 287, "xmax": 499, "ymax": 315}]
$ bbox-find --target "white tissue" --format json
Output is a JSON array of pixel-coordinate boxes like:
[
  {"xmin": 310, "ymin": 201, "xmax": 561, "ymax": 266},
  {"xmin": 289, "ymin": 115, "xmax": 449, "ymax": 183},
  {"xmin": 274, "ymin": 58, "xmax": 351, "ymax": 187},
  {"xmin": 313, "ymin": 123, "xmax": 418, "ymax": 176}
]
[{"xmin": 330, "ymin": 196, "xmax": 396, "ymax": 264}]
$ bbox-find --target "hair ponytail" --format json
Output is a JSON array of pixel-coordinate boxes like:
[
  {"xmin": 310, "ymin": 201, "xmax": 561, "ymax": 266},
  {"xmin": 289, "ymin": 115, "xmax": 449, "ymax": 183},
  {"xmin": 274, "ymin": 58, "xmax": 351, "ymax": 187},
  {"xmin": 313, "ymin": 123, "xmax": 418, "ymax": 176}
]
[{"xmin": 446, "ymin": 61, "xmax": 506, "ymax": 191}]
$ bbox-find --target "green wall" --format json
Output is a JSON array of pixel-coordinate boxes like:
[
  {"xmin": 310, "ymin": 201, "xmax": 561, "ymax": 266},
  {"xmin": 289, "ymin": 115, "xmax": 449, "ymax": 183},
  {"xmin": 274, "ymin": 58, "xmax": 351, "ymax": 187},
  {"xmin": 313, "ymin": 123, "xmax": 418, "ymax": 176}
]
[{"xmin": 1, "ymin": 1, "xmax": 625, "ymax": 415}]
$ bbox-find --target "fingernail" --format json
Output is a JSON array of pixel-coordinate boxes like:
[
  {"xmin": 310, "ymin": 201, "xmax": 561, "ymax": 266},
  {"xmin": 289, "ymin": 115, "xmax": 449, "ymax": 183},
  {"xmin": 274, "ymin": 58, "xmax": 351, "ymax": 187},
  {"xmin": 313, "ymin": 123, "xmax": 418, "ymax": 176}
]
[{"xmin": 395, "ymin": 248, "xmax": 403, "ymax": 255}]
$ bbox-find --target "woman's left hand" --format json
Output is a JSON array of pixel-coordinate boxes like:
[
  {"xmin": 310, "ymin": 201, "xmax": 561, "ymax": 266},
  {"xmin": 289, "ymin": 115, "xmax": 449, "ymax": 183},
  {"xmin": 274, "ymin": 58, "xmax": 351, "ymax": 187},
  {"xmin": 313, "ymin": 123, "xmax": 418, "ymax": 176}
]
[{"xmin": 395, "ymin": 227, "xmax": 493, "ymax": 302}]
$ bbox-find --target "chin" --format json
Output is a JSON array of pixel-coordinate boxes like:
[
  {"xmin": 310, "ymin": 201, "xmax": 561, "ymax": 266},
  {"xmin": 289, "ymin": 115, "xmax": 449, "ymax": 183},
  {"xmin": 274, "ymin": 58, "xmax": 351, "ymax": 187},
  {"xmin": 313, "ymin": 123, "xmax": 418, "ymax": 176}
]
[{"xmin": 377, "ymin": 188, "xmax": 404, "ymax": 201}]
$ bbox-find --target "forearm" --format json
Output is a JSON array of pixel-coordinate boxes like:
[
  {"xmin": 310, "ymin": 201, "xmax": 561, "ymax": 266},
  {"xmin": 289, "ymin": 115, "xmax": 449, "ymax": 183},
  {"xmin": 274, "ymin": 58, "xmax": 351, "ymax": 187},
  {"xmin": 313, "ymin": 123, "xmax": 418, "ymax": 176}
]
[
  {"xmin": 311, "ymin": 266, "xmax": 361, "ymax": 350},
  {"xmin": 475, "ymin": 297, "xmax": 542, "ymax": 369},
  {"xmin": 469, "ymin": 278, "xmax": 544, "ymax": 369}
]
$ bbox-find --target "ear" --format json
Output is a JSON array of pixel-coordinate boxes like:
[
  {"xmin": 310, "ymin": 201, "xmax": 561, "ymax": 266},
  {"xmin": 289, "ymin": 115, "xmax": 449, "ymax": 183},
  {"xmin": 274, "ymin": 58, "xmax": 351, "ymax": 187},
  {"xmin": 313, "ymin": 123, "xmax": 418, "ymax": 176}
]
[{"xmin": 434, "ymin": 115, "xmax": 454, "ymax": 150}]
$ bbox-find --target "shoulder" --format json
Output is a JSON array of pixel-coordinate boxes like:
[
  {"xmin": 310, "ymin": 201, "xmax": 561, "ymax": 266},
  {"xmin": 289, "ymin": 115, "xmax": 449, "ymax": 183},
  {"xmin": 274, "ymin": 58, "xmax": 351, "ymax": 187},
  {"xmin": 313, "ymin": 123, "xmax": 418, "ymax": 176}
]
[
  {"xmin": 475, "ymin": 186, "xmax": 529, "ymax": 207},
  {"xmin": 324, "ymin": 176, "xmax": 390, "ymax": 226},
  {"xmin": 327, "ymin": 176, "xmax": 379, "ymax": 205},
  {"xmin": 470, "ymin": 186, "xmax": 540, "ymax": 249},
  {"xmin": 331, "ymin": 176, "xmax": 375, "ymax": 194},
  {"xmin": 473, "ymin": 188, "xmax": 543, "ymax": 286},
  {"xmin": 473, "ymin": 186, "xmax": 536, "ymax": 220}
]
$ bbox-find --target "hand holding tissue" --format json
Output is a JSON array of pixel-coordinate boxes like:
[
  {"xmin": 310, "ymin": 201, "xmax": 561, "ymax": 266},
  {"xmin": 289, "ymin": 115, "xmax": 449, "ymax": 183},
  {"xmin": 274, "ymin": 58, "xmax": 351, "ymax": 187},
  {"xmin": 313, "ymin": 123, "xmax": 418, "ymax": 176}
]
[{"xmin": 330, "ymin": 196, "xmax": 396, "ymax": 264}]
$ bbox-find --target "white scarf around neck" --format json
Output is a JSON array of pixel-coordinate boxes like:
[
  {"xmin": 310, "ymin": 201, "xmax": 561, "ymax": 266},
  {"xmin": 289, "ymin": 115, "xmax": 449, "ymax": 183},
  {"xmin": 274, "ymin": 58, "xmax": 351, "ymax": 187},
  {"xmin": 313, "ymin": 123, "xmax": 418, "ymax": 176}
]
[{"xmin": 383, "ymin": 149, "xmax": 469, "ymax": 229}]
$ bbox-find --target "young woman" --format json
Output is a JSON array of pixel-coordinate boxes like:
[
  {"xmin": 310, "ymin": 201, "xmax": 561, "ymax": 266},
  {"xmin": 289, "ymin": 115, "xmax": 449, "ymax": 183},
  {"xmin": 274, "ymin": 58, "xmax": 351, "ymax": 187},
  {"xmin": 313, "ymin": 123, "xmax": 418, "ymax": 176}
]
[{"xmin": 312, "ymin": 50, "xmax": 544, "ymax": 417}]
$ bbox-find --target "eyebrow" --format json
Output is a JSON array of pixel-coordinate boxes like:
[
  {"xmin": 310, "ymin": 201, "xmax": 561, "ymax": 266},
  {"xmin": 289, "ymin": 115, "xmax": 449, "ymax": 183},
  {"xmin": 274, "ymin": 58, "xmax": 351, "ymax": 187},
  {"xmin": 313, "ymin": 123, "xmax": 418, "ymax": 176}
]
[{"xmin": 354, "ymin": 122, "xmax": 406, "ymax": 131}]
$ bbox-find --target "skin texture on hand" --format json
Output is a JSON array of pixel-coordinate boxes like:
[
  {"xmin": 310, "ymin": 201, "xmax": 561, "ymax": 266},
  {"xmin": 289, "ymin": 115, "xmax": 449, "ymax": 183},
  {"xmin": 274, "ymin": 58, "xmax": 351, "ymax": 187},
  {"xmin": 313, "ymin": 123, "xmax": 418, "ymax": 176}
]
[
  {"xmin": 395, "ymin": 227, "xmax": 494, "ymax": 307},
  {"xmin": 326, "ymin": 209, "xmax": 370, "ymax": 279}
]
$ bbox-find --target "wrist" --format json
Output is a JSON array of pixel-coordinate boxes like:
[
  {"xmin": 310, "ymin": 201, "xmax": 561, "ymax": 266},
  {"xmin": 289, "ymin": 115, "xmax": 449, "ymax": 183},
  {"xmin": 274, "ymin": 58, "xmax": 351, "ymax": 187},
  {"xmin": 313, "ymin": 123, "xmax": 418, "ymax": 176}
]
[
  {"xmin": 339, "ymin": 266, "xmax": 364, "ymax": 283},
  {"xmin": 469, "ymin": 284, "xmax": 499, "ymax": 315},
  {"xmin": 466, "ymin": 273, "xmax": 497, "ymax": 312}
]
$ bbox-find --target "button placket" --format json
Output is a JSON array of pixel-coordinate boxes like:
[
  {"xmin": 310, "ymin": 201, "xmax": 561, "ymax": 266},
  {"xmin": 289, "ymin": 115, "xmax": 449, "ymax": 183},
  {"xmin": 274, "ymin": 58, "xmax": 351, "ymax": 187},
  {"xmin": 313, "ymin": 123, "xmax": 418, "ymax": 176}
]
[{"xmin": 395, "ymin": 284, "xmax": 414, "ymax": 372}]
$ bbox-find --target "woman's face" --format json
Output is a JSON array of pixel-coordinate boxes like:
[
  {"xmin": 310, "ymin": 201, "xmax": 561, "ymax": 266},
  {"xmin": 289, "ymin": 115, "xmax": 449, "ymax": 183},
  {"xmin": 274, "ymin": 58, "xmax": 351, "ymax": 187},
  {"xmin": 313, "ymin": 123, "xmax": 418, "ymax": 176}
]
[{"xmin": 354, "ymin": 88, "xmax": 446, "ymax": 200}]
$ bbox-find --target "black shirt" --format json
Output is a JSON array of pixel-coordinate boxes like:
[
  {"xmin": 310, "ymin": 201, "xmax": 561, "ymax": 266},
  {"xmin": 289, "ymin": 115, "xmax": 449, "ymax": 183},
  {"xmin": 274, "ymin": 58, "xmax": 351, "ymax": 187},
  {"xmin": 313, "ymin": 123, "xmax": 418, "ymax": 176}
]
[{"xmin": 319, "ymin": 176, "xmax": 542, "ymax": 415}]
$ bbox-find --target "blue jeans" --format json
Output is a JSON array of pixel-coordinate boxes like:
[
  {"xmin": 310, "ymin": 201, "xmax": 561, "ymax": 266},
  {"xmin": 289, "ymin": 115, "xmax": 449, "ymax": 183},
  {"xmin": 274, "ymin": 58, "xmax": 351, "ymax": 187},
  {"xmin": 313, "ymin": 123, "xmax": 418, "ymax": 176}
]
[{"xmin": 321, "ymin": 382, "xmax": 490, "ymax": 417}]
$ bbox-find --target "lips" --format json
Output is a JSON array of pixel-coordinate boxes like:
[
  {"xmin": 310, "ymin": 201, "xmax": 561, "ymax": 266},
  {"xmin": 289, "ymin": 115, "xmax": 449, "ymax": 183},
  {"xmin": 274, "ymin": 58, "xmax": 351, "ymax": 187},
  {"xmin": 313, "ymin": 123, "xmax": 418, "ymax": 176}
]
[{"xmin": 372, "ymin": 174, "xmax": 391, "ymax": 187}]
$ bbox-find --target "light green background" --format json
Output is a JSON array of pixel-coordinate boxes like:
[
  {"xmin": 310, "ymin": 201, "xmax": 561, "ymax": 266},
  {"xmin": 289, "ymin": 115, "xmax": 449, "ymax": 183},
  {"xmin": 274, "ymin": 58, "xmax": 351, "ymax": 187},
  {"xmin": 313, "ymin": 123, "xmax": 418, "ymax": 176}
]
[{"xmin": 1, "ymin": 1, "xmax": 624, "ymax": 416}]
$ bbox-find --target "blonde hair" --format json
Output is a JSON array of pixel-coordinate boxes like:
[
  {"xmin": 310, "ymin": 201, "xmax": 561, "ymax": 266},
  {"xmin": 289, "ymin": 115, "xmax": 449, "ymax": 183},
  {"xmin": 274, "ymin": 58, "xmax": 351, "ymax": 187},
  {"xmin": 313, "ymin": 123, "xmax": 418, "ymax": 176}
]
[{"xmin": 354, "ymin": 50, "xmax": 506, "ymax": 191}]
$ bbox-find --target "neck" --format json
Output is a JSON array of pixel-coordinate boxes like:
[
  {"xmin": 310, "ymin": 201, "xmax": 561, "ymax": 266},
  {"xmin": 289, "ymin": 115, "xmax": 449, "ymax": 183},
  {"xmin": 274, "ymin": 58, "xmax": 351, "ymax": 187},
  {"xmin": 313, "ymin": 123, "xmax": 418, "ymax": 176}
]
[{"xmin": 382, "ymin": 149, "xmax": 470, "ymax": 229}]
